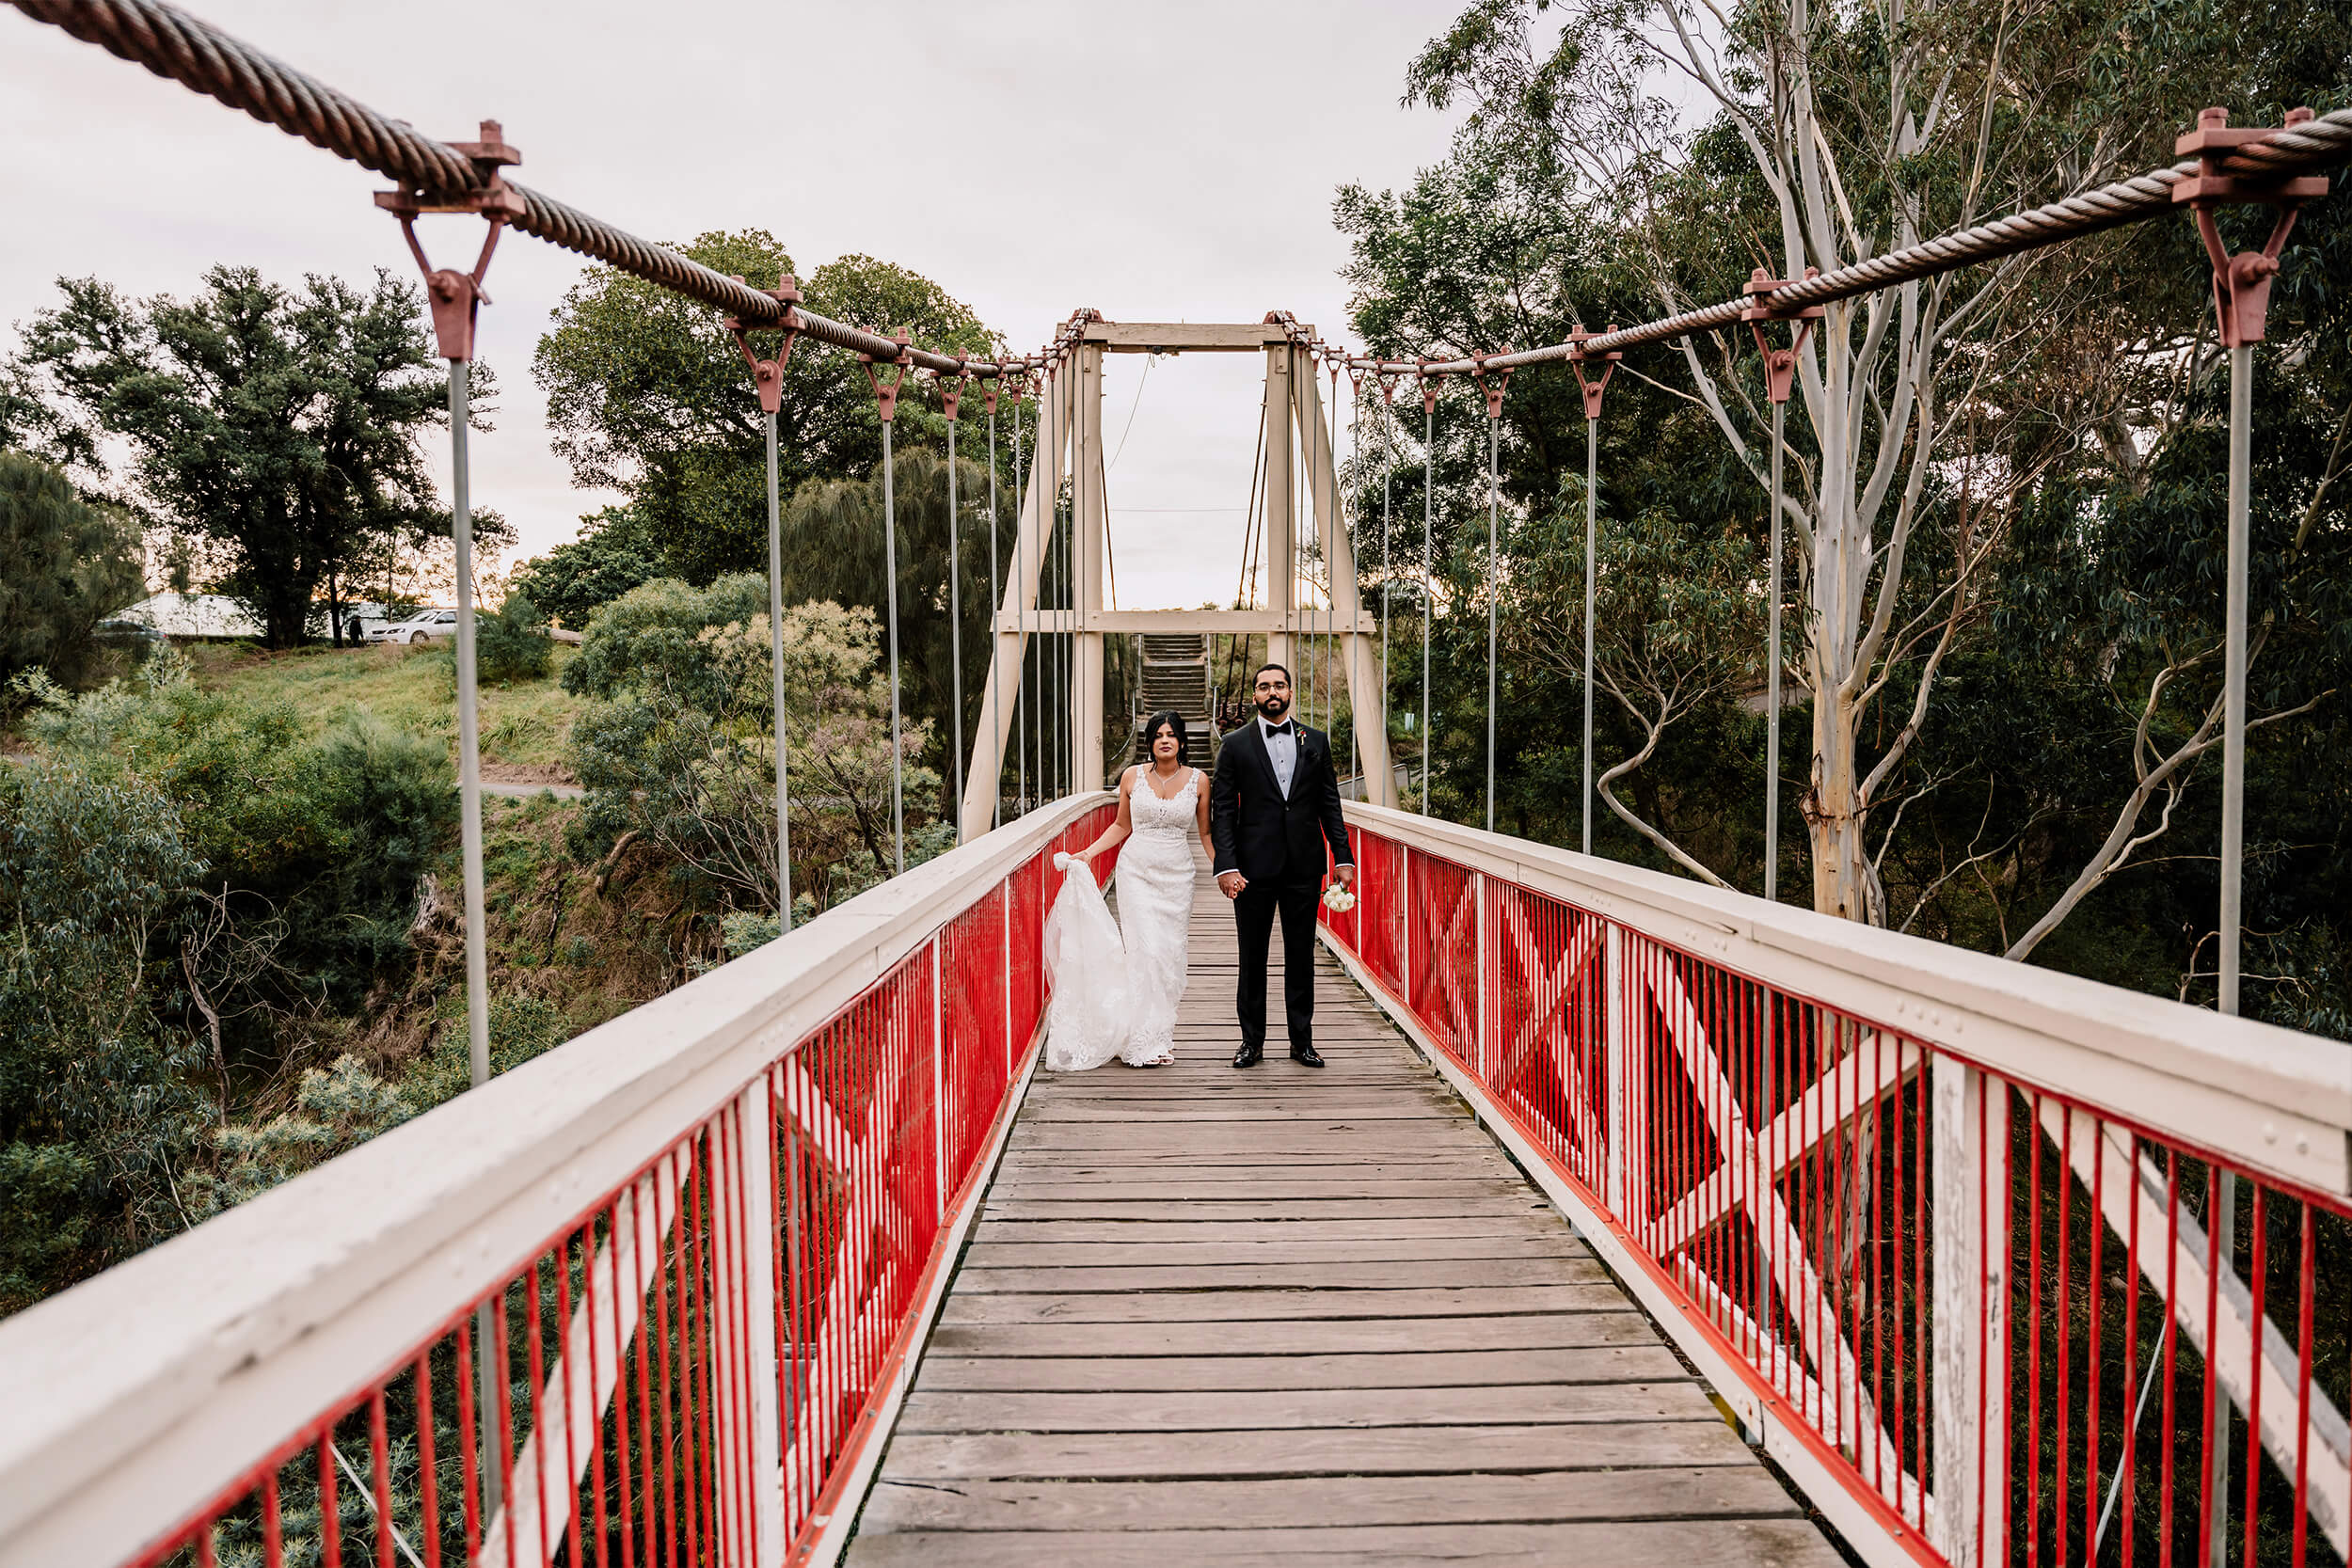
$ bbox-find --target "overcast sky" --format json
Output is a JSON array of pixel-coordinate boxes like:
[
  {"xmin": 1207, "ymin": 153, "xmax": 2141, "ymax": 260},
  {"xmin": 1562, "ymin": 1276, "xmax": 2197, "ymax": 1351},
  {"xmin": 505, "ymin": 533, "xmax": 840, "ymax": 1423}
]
[{"xmin": 1, "ymin": 1, "xmax": 1477, "ymax": 610}]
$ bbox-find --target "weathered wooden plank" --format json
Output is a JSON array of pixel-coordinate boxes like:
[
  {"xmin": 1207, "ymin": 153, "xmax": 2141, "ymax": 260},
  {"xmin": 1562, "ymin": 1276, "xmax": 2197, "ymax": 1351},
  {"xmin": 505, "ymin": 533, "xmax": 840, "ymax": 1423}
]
[
  {"xmin": 894, "ymin": 1381, "xmax": 1716, "ymax": 1433},
  {"xmin": 979, "ymin": 1199, "xmax": 1560, "ymax": 1222},
  {"xmin": 961, "ymin": 1236, "xmax": 1587, "ymax": 1268},
  {"xmin": 970, "ymin": 1216, "xmax": 1573, "ymax": 1244},
  {"xmin": 870, "ymin": 1419, "xmax": 1755, "ymax": 1480},
  {"xmin": 983, "ymin": 1180, "xmax": 1530, "ymax": 1202},
  {"xmin": 913, "ymin": 1345, "xmax": 1688, "ymax": 1392},
  {"xmin": 1023, "ymin": 1100, "xmax": 1463, "ymax": 1120},
  {"xmin": 978, "ymin": 1156, "xmax": 1509, "ymax": 1177},
  {"xmin": 952, "ymin": 1257, "xmax": 1604, "ymax": 1293},
  {"xmin": 936, "ymin": 1284, "xmax": 1634, "ymax": 1324},
  {"xmin": 845, "ymin": 1519, "xmax": 1845, "ymax": 1566},
  {"xmin": 924, "ymin": 1312, "xmax": 1660, "ymax": 1359},
  {"xmin": 856, "ymin": 1466, "xmax": 1804, "ymax": 1533}
]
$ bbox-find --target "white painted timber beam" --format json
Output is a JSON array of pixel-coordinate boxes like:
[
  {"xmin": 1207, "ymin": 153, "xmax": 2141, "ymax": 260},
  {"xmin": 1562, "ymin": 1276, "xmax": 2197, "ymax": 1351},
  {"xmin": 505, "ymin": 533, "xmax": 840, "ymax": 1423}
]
[{"xmin": 1081, "ymin": 320, "xmax": 1306, "ymax": 351}]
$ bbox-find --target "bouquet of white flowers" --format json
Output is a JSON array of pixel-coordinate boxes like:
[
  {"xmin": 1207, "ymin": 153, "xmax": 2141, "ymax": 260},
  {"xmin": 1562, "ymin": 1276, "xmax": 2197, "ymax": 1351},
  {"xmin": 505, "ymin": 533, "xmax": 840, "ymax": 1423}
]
[{"xmin": 1321, "ymin": 884, "xmax": 1357, "ymax": 914}]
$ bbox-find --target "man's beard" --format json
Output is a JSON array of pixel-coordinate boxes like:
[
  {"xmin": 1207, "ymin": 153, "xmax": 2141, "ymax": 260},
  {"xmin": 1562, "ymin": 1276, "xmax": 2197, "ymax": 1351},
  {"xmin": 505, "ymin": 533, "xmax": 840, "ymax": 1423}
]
[{"xmin": 1255, "ymin": 692, "xmax": 1290, "ymax": 721}]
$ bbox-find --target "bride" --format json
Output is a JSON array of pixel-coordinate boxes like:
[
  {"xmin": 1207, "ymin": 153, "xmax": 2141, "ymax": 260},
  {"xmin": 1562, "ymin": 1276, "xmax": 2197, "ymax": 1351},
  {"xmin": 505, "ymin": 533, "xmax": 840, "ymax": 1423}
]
[{"xmin": 1042, "ymin": 710, "xmax": 1214, "ymax": 1069}]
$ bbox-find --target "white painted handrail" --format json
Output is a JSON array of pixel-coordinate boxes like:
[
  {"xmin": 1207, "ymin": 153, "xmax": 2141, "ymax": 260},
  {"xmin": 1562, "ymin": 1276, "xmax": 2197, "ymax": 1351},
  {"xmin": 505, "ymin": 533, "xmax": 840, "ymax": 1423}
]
[
  {"xmin": 1342, "ymin": 801, "xmax": 2351, "ymax": 1196},
  {"xmin": 0, "ymin": 795, "xmax": 1104, "ymax": 1568}
]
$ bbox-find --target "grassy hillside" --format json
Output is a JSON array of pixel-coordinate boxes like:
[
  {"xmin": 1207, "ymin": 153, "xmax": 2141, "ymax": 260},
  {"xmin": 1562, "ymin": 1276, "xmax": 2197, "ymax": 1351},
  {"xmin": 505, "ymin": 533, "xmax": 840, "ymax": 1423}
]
[{"xmin": 183, "ymin": 641, "xmax": 584, "ymax": 781}]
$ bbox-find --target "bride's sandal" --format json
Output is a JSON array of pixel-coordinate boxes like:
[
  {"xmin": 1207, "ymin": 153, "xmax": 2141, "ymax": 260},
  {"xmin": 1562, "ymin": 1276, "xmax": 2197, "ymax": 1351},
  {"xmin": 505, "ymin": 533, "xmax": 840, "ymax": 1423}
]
[{"xmin": 1134, "ymin": 1051, "xmax": 1175, "ymax": 1068}]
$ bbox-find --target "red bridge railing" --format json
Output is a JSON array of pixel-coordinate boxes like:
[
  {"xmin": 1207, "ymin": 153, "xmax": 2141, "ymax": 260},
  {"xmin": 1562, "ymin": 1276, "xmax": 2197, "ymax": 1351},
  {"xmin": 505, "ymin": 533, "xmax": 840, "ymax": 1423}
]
[
  {"xmin": 1322, "ymin": 802, "xmax": 2350, "ymax": 1568},
  {"xmin": 0, "ymin": 797, "xmax": 1117, "ymax": 1568}
]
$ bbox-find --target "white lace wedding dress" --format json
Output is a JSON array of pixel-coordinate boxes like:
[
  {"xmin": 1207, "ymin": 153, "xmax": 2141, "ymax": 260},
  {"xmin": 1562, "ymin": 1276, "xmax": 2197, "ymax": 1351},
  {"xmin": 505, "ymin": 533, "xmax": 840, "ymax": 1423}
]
[{"xmin": 1042, "ymin": 767, "xmax": 1200, "ymax": 1070}]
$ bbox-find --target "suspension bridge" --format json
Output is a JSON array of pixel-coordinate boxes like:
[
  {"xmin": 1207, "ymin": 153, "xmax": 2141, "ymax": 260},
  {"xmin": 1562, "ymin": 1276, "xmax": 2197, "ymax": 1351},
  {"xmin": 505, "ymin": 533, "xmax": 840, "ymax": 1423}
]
[{"xmin": 2, "ymin": 5, "xmax": 2349, "ymax": 1567}]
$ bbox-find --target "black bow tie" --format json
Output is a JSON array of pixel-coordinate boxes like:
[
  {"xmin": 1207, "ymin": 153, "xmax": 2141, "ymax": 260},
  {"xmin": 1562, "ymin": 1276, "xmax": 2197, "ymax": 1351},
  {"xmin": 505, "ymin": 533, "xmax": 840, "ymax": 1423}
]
[{"xmin": 1265, "ymin": 721, "xmax": 1294, "ymax": 735}]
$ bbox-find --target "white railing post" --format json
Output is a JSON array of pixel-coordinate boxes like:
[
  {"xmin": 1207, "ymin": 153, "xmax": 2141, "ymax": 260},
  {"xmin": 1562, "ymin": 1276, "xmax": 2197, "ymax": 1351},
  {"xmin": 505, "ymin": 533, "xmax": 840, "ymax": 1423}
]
[
  {"xmin": 1931, "ymin": 1057, "xmax": 2010, "ymax": 1566},
  {"xmin": 1604, "ymin": 921, "xmax": 1627, "ymax": 1219},
  {"xmin": 714, "ymin": 1085, "xmax": 784, "ymax": 1568}
]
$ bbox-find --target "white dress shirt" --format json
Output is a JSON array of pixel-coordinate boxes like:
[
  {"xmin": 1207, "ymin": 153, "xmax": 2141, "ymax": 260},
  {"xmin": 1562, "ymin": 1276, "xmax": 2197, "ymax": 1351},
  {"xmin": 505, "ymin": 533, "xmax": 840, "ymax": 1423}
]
[{"xmin": 1259, "ymin": 712, "xmax": 1299, "ymax": 798}]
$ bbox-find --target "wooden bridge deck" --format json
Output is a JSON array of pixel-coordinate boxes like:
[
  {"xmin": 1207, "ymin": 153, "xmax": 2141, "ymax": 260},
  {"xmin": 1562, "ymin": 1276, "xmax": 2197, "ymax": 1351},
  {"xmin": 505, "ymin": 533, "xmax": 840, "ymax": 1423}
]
[{"xmin": 847, "ymin": 853, "xmax": 1842, "ymax": 1565}]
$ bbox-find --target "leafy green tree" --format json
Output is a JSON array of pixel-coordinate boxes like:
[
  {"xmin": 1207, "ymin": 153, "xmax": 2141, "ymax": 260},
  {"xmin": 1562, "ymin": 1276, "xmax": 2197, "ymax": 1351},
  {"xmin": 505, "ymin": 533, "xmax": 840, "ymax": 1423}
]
[
  {"xmin": 532, "ymin": 230, "xmax": 1003, "ymax": 583},
  {"xmin": 0, "ymin": 449, "xmax": 144, "ymax": 689},
  {"xmin": 8, "ymin": 265, "xmax": 501, "ymax": 647},
  {"xmin": 0, "ymin": 759, "xmax": 207, "ymax": 1306},
  {"xmin": 507, "ymin": 504, "xmax": 663, "ymax": 628},
  {"xmin": 568, "ymin": 578, "xmax": 937, "ymax": 911}
]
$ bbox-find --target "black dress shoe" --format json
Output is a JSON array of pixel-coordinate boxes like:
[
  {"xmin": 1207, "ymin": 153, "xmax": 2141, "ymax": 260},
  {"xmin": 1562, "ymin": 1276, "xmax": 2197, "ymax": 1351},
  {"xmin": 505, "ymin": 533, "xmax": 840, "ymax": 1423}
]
[
  {"xmin": 1232, "ymin": 1042, "xmax": 1263, "ymax": 1069},
  {"xmin": 1290, "ymin": 1043, "xmax": 1326, "ymax": 1068}
]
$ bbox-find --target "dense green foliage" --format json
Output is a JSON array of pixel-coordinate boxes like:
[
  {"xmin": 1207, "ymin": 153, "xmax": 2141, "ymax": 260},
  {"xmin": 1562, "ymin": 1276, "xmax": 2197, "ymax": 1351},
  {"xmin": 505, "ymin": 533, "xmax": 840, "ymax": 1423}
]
[
  {"xmin": 1341, "ymin": 0, "xmax": 2352, "ymax": 1035},
  {"xmin": 467, "ymin": 590, "xmax": 554, "ymax": 686},
  {"xmin": 506, "ymin": 504, "xmax": 664, "ymax": 628},
  {"xmin": 566, "ymin": 578, "xmax": 944, "ymax": 916},
  {"xmin": 6, "ymin": 265, "xmax": 502, "ymax": 647},
  {"xmin": 532, "ymin": 230, "xmax": 1001, "ymax": 583},
  {"xmin": 0, "ymin": 449, "xmax": 143, "ymax": 689}
]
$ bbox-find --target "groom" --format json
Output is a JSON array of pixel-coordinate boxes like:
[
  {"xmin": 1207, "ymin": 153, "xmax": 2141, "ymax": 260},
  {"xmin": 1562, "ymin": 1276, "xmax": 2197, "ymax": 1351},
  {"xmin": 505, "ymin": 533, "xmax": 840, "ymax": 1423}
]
[{"xmin": 1211, "ymin": 662, "xmax": 1356, "ymax": 1069}]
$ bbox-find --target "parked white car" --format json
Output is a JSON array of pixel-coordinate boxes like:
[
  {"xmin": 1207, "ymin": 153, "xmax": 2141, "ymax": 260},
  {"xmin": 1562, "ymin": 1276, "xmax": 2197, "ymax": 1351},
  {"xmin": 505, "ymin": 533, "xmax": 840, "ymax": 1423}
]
[{"xmin": 378, "ymin": 608, "xmax": 459, "ymax": 644}]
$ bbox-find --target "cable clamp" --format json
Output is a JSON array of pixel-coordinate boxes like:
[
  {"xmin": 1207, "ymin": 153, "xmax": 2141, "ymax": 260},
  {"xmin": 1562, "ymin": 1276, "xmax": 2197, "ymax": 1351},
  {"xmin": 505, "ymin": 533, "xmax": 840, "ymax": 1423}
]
[
  {"xmin": 725, "ymin": 272, "xmax": 803, "ymax": 415},
  {"xmin": 1471, "ymin": 348, "xmax": 1517, "ymax": 420},
  {"xmin": 1740, "ymin": 269, "xmax": 1823, "ymax": 404},
  {"xmin": 1413, "ymin": 356, "xmax": 1444, "ymax": 416},
  {"xmin": 373, "ymin": 119, "xmax": 523, "ymax": 361},
  {"xmin": 1565, "ymin": 327, "xmax": 1621, "ymax": 421},
  {"xmin": 937, "ymin": 354, "xmax": 972, "ymax": 423},
  {"xmin": 860, "ymin": 327, "xmax": 913, "ymax": 422},
  {"xmin": 2174, "ymin": 106, "xmax": 2326, "ymax": 346}
]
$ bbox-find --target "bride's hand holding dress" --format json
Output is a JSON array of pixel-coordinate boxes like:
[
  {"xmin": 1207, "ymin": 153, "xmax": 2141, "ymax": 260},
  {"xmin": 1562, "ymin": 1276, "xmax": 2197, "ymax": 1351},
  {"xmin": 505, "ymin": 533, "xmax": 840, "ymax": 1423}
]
[{"xmin": 1041, "ymin": 759, "xmax": 1209, "ymax": 1071}]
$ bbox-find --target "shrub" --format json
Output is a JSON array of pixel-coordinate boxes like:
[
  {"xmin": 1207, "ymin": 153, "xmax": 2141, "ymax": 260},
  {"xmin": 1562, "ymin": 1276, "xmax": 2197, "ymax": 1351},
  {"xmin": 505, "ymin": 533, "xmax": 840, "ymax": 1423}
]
[{"xmin": 474, "ymin": 590, "xmax": 553, "ymax": 685}]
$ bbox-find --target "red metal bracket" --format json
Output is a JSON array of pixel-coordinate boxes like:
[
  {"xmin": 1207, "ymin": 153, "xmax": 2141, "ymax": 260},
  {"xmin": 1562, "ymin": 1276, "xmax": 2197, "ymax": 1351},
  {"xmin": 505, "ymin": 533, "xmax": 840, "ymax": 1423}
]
[
  {"xmin": 1471, "ymin": 348, "xmax": 1517, "ymax": 420},
  {"xmin": 861, "ymin": 328, "xmax": 913, "ymax": 423},
  {"xmin": 1374, "ymin": 366, "xmax": 1404, "ymax": 406},
  {"xmin": 1414, "ymin": 357, "xmax": 1443, "ymax": 416},
  {"xmin": 2174, "ymin": 106, "xmax": 2327, "ymax": 347},
  {"xmin": 1566, "ymin": 327, "xmax": 1620, "ymax": 421},
  {"xmin": 937, "ymin": 355, "xmax": 971, "ymax": 422},
  {"xmin": 725, "ymin": 271, "xmax": 803, "ymax": 416},
  {"xmin": 1740, "ymin": 269, "xmax": 1824, "ymax": 404},
  {"xmin": 373, "ymin": 119, "xmax": 524, "ymax": 361}
]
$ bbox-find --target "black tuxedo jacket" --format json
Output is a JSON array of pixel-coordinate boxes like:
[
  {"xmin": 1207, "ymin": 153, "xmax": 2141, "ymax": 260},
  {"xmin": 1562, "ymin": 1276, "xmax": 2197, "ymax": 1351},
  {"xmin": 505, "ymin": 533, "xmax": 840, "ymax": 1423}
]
[{"xmin": 1210, "ymin": 719, "xmax": 1355, "ymax": 887}]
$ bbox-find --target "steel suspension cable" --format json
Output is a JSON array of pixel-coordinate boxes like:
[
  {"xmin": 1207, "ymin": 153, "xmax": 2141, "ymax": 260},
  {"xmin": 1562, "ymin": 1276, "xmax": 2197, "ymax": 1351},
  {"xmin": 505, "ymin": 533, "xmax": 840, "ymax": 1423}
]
[
  {"xmin": 882, "ymin": 418, "xmax": 906, "ymax": 875},
  {"xmin": 945, "ymin": 382, "xmax": 964, "ymax": 845},
  {"xmin": 1485, "ymin": 404, "xmax": 1500, "ymax": 835},
  {"xmin": 1421, "ymin": 390, "xmax": 1434, "ymax": 815},
  {"xmin": 1013, "ymin": 395, "xmax": 1030, "ymax": 816},
  {"xmin": 985, "ymin": 396, "xmax": 1002, "ymax": 830},
  {"xmin": 765, "ymin": 400, "xmax": 794, "ymax": 926},
  {"xmin": 1581, "ymin": 414, "xmax": 1598, "ymax": 858}
]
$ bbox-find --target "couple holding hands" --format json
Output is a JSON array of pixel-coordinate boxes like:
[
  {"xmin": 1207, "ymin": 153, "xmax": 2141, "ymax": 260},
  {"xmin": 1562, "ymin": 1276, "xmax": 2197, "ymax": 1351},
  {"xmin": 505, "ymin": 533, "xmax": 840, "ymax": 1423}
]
[{"xmin": 1042, "ymin": 662, "xmax": 1356, "ymax": 1073}]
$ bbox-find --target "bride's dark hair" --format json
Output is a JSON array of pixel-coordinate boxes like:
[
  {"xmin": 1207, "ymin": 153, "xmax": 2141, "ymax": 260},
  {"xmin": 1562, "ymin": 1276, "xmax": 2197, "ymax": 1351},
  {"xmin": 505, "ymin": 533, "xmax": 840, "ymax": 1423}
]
[{"xmin": 1141, "ymin": 710, "xmax": 1188, "ymax": 760}]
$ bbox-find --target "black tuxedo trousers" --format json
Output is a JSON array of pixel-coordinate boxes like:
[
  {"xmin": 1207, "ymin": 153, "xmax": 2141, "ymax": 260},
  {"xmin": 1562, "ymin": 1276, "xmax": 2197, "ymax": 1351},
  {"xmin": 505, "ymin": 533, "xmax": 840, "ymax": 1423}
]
[{"xmin": 1210, "ymin": 721, "xmax": 1354, "ymax": 1051}]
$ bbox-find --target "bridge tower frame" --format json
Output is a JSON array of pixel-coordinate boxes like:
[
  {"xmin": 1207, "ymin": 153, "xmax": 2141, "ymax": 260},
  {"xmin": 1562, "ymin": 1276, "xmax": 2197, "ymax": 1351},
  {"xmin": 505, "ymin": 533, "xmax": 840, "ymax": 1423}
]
[{"xmin": 957, "ymin": 320, "xmax": 1399, "ymax": 838}]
